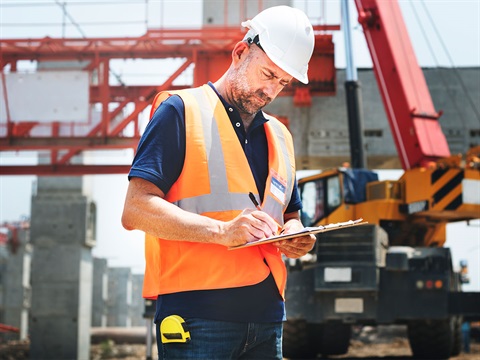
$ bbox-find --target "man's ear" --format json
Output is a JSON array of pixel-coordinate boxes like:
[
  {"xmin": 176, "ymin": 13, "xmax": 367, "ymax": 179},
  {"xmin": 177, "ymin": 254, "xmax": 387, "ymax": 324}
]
[{"xmin": 231, "ymin": 41, "xmax": 249, "ymax": 64}]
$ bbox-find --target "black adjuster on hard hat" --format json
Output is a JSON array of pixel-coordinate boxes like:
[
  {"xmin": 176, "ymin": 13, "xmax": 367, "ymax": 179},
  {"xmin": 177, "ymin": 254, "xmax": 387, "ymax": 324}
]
[{"xmin": 247, "ymin": 34, "xmax": 265, "ymax": 53}]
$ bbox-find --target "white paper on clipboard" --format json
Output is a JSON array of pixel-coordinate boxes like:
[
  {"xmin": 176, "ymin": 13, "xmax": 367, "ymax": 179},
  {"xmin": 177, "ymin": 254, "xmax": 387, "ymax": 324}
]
[{"xmin": 228, "ymin": 218, "xmax": 367, "ymax": 250}]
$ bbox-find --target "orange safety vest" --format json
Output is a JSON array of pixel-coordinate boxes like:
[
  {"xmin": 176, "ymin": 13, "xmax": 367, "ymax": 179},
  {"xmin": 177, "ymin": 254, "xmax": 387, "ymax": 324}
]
[{"xmin": 142, "ymin": 84, "xmax": 296, "ymax": 300}]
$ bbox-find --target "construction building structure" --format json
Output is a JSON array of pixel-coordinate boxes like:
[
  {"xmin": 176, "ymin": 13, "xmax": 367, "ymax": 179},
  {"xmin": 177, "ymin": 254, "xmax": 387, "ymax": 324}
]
[{"xmin": 1, "ymin": 1, "xmax": 478, "ymax": 175}]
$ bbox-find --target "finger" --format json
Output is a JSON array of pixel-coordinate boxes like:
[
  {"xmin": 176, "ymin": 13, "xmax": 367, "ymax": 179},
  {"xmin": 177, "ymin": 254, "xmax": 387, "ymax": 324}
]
[
  {"xmin": 242, "ymin": 208, "xmax": 255, "ymax": 215},
  {"xmin": 276, "ymin": 244, "xmax": 304, "ymax": 259},
  {"xmin": 278, "ymin": 237, "xmax": 311, "ymax": 247},
  {"xmin": 250, "ymin": 210, "xmax": 279, "ymax": 235},
  {"xmin": 274, "ymin": 238, "xmax": 314, "ymax": 255},
  {"xmin": 250, "ymin": 210, "xmax": 279, "ymax": 229},
  {"xmin": 245, "ymin": 219, "xmax": 276, "ymax": 240},
  {"xmin": 246, "ymin": 224, "xmax": 270, "ymax": 240}
]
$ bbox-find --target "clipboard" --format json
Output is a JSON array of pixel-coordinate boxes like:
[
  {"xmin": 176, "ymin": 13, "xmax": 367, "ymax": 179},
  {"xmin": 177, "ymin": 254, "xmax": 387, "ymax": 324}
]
[{"xmin": 228, "ymin": 218, "xmax": 367, "ymax": 250}]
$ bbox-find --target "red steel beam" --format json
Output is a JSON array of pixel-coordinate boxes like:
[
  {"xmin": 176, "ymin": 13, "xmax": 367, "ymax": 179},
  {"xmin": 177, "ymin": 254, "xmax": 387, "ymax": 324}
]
[
  {"xmin": 0, "ymin": 26, "xmax": 338, "ymax": 62},
  {"xmin": 0, "ymin": 136, "xmax": 139, "ymax": 151},
  {"xmin": 1, "ymin": 165, "xmax": 131, "ymax": 176},
  {"xmin": 0, "ymin": 25, "xmax": 339, "ymax": 175}
]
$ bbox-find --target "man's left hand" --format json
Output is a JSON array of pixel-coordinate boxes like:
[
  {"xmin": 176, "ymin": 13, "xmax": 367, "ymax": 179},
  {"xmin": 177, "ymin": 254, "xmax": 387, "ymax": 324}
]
[
  {"xmin": 273, "ymin": 217, "xmax": 316, "ymax": 258},
  {"xmin": 273, "ymin": 233, "xmax": 316, "ymax": 258}
]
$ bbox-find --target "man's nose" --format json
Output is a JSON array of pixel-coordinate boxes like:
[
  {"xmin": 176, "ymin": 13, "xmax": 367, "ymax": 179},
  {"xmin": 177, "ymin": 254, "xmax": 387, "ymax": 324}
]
[{"xmin": 263, "ymin": 82, "xmax": 282, "ymax": 99}]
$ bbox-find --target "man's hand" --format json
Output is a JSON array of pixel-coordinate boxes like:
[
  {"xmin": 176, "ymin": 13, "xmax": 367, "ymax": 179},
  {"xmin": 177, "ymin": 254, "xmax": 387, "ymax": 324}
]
[
  {"xmin": 273, "ymin": 215, "xmax": 316, "ymax": 258},
  {"xmin": 123, "ymin": 178, "xmax": 277, "ymax": 248},
  {"xmin": 220, "ymin": 209, "xmax": 280, "ymax": 247},
  {"xmin": 273, "ymin": 233, "xmax": 316, "ymax": 258}
]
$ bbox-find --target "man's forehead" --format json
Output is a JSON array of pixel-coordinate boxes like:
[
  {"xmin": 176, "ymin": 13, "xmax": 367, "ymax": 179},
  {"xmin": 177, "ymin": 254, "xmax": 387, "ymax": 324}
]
[{"xmin": 257, "ymin": 49, "xmax": 293, "ymax": 81}]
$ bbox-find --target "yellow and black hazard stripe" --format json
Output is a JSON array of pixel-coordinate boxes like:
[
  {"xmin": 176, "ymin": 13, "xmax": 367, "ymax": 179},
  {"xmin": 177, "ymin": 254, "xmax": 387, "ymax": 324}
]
[{"xmin": 431, "ymin": 168, "xmax": 464, "ymax": 210}]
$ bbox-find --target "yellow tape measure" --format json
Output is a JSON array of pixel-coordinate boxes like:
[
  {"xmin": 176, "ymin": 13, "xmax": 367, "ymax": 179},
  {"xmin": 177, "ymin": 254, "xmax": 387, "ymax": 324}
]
[{"xmin": 160, "ymin": 315, "xmax": 191, "ymax": 343}]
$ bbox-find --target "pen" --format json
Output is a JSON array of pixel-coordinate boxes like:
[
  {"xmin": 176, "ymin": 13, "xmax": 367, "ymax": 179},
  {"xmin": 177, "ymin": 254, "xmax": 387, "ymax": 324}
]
[
  {"xmin": 248, "ymin": 192, "xmax": 262, "ymax": 211},
  {"xmin": 249, "ymin": 192, "xmax": 283, "ymax": 236}
]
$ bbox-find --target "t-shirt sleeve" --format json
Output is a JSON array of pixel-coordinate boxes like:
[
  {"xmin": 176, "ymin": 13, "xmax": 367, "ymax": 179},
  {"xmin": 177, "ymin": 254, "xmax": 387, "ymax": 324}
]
[
  {"xmin": 128, "ymin": 95, "xmax": 185, "ymax": 195},
  {"xmin": 285, "ymin": 180, "xmax": 302, "ymax": 214}
]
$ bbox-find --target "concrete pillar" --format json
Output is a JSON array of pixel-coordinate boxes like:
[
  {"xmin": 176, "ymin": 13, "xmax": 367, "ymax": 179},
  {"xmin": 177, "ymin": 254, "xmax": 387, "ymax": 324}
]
[
  {"xmin": 131, "ymin": 274, "xmax": 145, "ymax": 326},
  {"xmin": 3, "ymin": 226, "xmax": 32, "ymax": 341},
  {"xmin": 203, "ymin": 0, "xmax": 291, "ymax": 26},
  {"xmin": 92, "ymin": 257, "xmax": 108, "ymax": 327},
  {"xmin": 29, "ymin": 176, "xmax": 96, "ymax": 360},
  {"xmin": 107, "ymin": 267, "xmax": 132, "ymax": 327},
  {"xmin": 0, "ymin": 234, "xmax": 8, "ymax": 333}
]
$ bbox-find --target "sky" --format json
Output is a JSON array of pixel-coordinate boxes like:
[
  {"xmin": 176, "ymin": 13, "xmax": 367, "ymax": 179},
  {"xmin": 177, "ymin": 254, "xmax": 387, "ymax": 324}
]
[{"xmin": 0, "ymin": 0, "xmax": 479, "ymax": 289}]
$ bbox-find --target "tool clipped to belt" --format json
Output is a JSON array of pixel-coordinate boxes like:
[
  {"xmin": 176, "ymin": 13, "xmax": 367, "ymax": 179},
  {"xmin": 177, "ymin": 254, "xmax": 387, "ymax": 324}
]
[{"xmin": 160, "ymin": 315, "xmax": 191, "ymax": 343}]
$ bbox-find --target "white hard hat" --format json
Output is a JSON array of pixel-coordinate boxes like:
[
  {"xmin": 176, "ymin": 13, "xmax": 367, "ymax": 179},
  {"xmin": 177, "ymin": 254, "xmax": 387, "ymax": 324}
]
[{"xmin": 241, "ymin": 6, "xmax": 315, "ymax": 84}]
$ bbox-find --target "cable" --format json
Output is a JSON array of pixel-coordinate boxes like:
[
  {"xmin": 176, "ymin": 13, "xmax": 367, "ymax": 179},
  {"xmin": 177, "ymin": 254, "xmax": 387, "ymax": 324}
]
[
  {"xmin": 55, "ymin": 0, "xmax": 86, "ymax": 38},
  {"xmin": 53, "ymin": 0, "xmax": 126, "ymax": 86},
  {"xmin": 144, "ymin": 0, "xmax": 149, "ymax": 31},
  {"xmin": 409, "ymin": 1, "xmax": 467, "ymax": 134},
  {"xmin": 419, "ymin": 0, "xmax": 480, "ymax": 124},
  {"xmin": 0, "ymin": 1, "xmax": 145, "ymax": 7},
  {"xmin": 2, "ymin": 21, "xmax": 145, "ymax": 27},
  {"xmin": 409, "ymin": 2, "xmax": 439, "ymax": 66}
]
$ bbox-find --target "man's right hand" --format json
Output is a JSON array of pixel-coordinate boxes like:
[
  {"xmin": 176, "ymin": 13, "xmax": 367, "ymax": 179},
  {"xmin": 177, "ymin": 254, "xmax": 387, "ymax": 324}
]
[{"xmin": 219, "ymin": 209, "xmax": 279, "ymax": 247}]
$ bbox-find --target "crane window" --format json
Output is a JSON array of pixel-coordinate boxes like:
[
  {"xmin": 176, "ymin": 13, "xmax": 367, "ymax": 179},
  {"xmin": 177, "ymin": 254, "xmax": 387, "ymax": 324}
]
[
  {"xmin": 299, "ymin": 174, "xmax": 343, "ymax": 226},
  {"xmin": 300, "ymin": 180, "xmax": 325, "ymax": 227},
  {"xmin": 327, "ymin": 176, "xmax": 341, "ymax": 212}
]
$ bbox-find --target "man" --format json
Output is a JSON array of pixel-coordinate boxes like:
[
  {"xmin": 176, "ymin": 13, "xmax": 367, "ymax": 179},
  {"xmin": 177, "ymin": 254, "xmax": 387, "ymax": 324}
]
[{"xmin": 122, "ymin": 5, "xmax": 316, "ymax": 359}]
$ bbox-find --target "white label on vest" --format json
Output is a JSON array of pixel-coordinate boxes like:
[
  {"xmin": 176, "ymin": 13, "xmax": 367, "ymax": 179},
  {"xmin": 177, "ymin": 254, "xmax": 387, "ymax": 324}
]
[{"xmin": 270, "ymin": 169, "xmax": 286, "ymax": 204}]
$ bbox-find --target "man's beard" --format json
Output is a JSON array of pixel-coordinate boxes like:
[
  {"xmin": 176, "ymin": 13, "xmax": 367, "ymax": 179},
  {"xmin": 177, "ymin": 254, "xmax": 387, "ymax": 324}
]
[{"xmin": 229, "ymin": 57, "xmax": 272, "ymax": 115}]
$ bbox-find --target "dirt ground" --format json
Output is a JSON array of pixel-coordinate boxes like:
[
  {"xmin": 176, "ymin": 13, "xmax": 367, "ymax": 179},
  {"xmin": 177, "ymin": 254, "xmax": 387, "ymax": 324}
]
[
  {"xmin": 1, "ymin": 335, "xmax": 479, "ymax": 360},
  {"xmin": 330, "ymin": 341, "xmax": 480, "ymax": 360},
  {"xmin": 89, "ymin": 341, "xmax": 480, "ymax": 360},
  {"xmin": 88, "ymin": 341, "xmax": 480, "ymax": 360}
]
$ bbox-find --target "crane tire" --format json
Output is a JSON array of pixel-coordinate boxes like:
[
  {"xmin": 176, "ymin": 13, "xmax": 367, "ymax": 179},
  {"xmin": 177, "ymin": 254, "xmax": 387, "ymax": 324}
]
[
  {"xmin": 407, "ymin": 318, "xmax": 454, "ymax": 359},
  {"xmin": 316, "ymin": 323, "xmax": 351, "ymax": 356},
  {"xmin": 450, "ymin": 316, "xmax": 462, "ymax": 357},
  {"xmin": 282, "ymin": 319, "xmax": 317, "ymax": 359}
]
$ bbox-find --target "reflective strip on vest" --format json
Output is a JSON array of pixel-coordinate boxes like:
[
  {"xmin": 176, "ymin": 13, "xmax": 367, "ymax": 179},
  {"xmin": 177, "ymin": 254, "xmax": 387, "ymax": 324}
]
[
  {"xmin": 261, "ymin": 114, "xmax": 295, "ymax": 225},
  {"xmin": 162, "ymin": 85, "xmax": 294, "ymax": 224},
  {"xmin": 143, "ymin": 84, "xmax": 295, "ymax": 299}
]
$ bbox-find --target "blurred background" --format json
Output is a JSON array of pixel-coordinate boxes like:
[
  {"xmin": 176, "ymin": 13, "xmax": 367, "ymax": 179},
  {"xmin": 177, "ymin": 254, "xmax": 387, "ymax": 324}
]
[
  {"xmin": 1, "ymin": 0, "xmax": 478, "ymax": 284},
  {"xmin": 0, "ymin": 0, "xmax": 479, "ymax": 358}
]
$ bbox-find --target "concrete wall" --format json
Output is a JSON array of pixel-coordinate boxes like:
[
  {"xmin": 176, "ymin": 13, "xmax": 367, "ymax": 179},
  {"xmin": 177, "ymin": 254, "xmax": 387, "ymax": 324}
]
[
  {"xmin": 2, "ymin": 227, "xmax": 31, "ymax": 341},
  {"xmin": 265, "ymin": 67, "xmax": 480, "ymax": 170},
  {"xmin": 2, "ymin": 246, "xmax": 148, "ymax": 337},
  {"xmin": 29, "ymin": 176, "xmax": 95, "ymax": 360},
  {"xmin": 203, "ymin": 0, "xmax": 291, "ymax": 27},
  {"xmin": 92, "ymin": 257, "xmax": 108, "ymax": 327},
  {"xmin": 131, "ymin": 274, "xmax": 145, "ymax": 326},
  {"xmin": 92, "ymin": 264, "xmax": 145, "ymax": 328},
  {"xmin": 107, "ymin": 267, "xmax": 132, "ymax": 327},
  {"xmin": 0, "ymin": 240, "xmax": 8, "ymax": 334}
]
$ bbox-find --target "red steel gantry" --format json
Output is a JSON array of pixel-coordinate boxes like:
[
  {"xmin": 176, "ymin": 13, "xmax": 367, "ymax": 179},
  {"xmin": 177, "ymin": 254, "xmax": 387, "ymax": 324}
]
[{"xmin": 0, "ymin": 24, "xmax": 338, "ymax": 176}]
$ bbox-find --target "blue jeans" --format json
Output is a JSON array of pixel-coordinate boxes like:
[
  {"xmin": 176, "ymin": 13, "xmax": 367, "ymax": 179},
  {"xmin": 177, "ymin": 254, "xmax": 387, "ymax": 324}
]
[{"xmin": 156, "ymin": 318, "xmax": 283, "ymax": 359}]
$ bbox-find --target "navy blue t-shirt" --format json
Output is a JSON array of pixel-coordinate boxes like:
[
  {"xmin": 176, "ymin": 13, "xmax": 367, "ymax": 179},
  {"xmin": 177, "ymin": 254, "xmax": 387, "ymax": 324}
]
[{"xmin": 129, "ymin": 83, "xmax": 302, "ymax": 323}]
